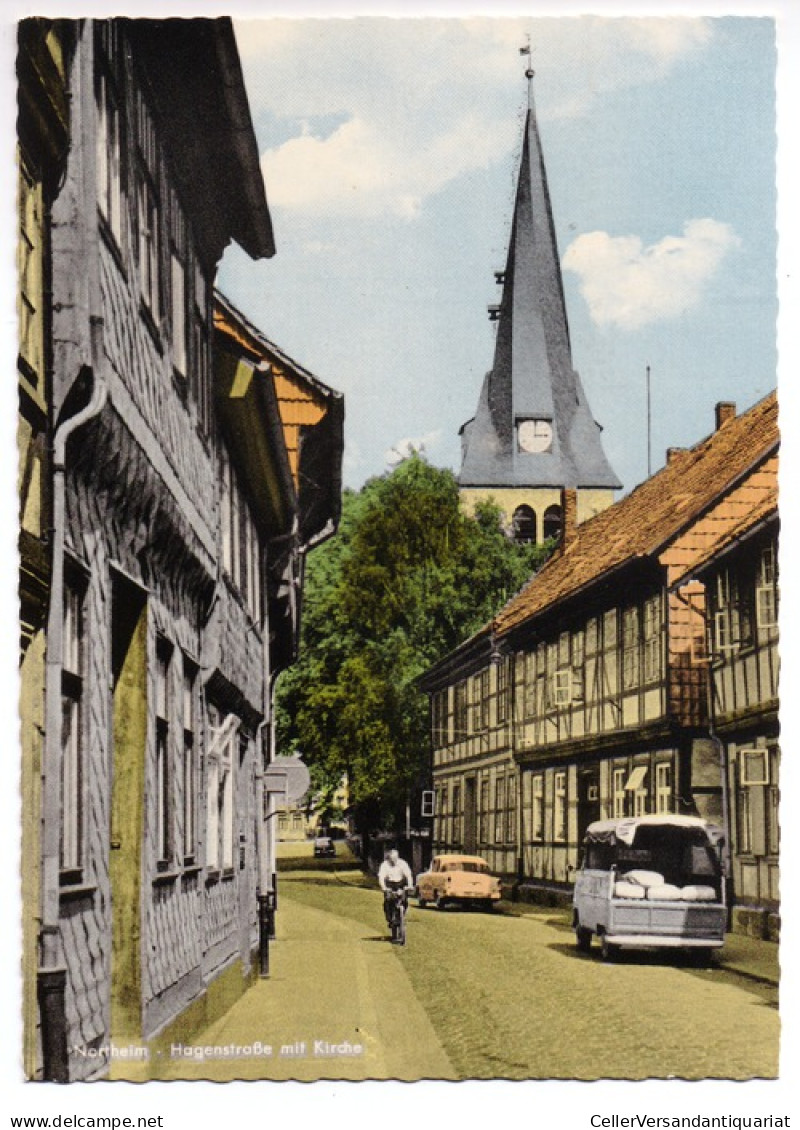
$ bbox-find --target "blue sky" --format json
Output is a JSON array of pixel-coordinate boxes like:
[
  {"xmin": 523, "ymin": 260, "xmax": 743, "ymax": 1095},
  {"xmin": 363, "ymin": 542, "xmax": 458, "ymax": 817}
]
[{"xmin": 218, "ymin": 14, "xmax": 778, "ymax": 496}]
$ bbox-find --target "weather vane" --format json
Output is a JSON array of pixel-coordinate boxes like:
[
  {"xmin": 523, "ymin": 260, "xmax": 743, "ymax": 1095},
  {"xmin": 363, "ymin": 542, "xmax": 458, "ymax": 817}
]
[{"xmin": 519, "ymin": 35, "xmax": 535, "ymax": 107}]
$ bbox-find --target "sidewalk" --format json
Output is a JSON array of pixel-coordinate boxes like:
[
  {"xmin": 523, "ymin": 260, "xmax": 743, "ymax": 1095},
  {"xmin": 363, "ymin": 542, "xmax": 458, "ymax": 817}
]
[
  {"xmin": 721, "ymin": 930, "xmax": 780, "ymax": 986},
  {"xmin": 152, "ymin": 886, "xmax": 457, "ymax": 1082}
]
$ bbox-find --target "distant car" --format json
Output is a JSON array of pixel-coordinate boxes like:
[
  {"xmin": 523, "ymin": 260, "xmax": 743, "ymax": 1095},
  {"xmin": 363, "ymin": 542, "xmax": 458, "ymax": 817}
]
[
  {"xmin": 416, "ymin": 853, "xmax": 502, "ymax": 911},
  {"xmin": 313, "ymin": 835, "xmax": 335, "ymax": 858}
]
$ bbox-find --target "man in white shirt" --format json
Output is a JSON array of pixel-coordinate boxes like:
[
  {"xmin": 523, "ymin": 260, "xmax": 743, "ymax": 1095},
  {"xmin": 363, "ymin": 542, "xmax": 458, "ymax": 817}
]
[{"xmin": 377, "ymin": 848, "xmax": 414, "ymax": 929}]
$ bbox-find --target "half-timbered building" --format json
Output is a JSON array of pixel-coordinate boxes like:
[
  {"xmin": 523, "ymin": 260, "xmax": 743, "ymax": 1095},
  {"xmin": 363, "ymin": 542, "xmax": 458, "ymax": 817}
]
[
  {"xmin": 17, "ymin": 17, "xmax": 74, "ymax": 1083},
  {"xmin": 21, "ymin": 17, "xmax": 343, "ymax": 1081},
  {"xmin": 665, "ymin": 439, "xmax": 779, "ymax": 937},
  {"xmin": 421, "ymin": 394, "xmax": 778, "ymax": 929}
]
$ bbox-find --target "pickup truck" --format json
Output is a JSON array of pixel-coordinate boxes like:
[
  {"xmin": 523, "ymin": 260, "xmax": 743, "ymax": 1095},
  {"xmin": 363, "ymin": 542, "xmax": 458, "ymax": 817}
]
[{"xmin": 572, "ymin": 815, "xmax": 726, "ymax": 962}]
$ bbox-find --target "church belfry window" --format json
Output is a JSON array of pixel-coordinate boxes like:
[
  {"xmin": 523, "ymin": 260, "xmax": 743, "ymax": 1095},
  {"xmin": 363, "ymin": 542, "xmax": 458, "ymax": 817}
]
[
  {"xmin": 512, "ymin": 505, "xmax": 537, "ymax": 543},
  {"xmin": 543, "ymin": 504, "xmax": 562, "ymax": 542}
]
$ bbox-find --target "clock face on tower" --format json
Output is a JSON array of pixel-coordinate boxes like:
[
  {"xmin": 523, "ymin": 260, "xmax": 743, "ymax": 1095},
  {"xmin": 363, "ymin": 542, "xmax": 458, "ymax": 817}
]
[{"xmin": 517, "ymin": 418, "xmax": 553, "ymax": 454}]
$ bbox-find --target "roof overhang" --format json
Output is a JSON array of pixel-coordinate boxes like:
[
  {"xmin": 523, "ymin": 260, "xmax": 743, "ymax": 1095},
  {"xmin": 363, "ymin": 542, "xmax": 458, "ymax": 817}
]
[
  {"xmin": 214, "ymin": 291, "xmax": 344, "ymax": 550},
  {"xmin": 214, "ymin": 346, "xmax": 296, "ymax": 537},
  {"xmin": 123, "ymin": 18, "xmax": 275, "ymax": 266}
]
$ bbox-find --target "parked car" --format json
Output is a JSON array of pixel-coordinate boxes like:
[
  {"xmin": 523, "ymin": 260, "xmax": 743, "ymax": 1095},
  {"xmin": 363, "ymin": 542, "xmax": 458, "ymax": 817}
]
[
  {"xmin": 416, "ymin": 853, "xmax": 502, "ymax": 911},
  {"xmin": 313, "ymin": 835, "xmax": 335, "ymax": 858},
  {"xmin": 572, "ymin": 815, "xmax": 726, "ymax": 962}
]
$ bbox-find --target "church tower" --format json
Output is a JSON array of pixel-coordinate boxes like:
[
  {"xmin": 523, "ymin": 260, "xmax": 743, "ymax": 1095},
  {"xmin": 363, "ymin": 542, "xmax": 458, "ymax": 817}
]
[{"xmin": 459, "ymin": 63, "xmax": 620, "ymax": 543}]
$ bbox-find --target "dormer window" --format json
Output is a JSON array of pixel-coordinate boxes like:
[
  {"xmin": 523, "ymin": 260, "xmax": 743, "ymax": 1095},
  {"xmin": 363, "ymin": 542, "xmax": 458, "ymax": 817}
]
[{"xmin": 517, "ymin": 418, "xmax": 553, "ymax": 453}]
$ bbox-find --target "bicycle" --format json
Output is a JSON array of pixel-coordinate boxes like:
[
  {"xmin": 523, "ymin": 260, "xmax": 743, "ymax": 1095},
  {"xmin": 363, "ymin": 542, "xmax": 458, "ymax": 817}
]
[{"xmin": 384, "ymin": 885, "xmax": 410, "ymax": 946}]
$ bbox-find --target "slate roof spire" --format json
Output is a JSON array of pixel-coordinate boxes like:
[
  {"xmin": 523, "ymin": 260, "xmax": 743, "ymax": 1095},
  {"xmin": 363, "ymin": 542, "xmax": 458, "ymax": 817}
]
[{"xmin": 459, "ymin": 66, "xmax": 621, "ymax": 492}]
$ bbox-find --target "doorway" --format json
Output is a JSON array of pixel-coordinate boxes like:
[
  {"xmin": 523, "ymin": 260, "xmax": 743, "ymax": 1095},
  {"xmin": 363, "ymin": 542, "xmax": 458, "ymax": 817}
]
[{"xmin": 577, "ymin": 769, "xmax": 601, "ymax": 846}]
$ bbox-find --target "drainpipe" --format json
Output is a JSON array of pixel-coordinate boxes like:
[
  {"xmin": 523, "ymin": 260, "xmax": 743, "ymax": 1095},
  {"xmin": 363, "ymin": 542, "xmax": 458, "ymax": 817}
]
[
  {"xmin": 706, "ymin": 673, "xmax": 733, "ymax": 931},
  {"xmin": 39, "ymin": 318, "xmax": 107, "ymax": 1082}
]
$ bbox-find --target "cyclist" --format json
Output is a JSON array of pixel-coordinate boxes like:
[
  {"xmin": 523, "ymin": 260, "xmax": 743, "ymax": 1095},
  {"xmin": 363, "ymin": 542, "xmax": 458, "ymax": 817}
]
[{"xmin": 378, "ymin": 848, "xmax": 414, "ymax": 943}]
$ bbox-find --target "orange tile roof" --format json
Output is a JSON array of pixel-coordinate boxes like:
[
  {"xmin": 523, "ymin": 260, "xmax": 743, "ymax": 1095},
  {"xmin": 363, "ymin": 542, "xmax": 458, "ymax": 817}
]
[
  {"xmin": 493, "ymin": 392, "xmax": 778, "ymax": 637},
  {"xmin": 213, "ymin": 304, "xmax": 263, "ymax": 362}
]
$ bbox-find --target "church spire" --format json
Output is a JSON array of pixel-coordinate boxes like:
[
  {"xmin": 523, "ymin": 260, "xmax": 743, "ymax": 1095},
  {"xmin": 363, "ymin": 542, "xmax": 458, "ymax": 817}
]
[{"xmin": 459, "ymin": 57, "xmax": 620, "ymax": 505}]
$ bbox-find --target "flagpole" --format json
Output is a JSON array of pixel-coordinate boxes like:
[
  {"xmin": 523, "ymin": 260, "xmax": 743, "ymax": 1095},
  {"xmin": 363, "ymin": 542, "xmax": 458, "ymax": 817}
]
[{"xmin": 646, "ymin": 364, "xmax": 652, "ymax": 478}]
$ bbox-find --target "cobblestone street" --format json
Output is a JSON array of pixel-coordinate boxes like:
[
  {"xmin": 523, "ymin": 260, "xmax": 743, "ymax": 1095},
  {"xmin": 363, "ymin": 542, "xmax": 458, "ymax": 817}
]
[{"xmin": 151, "ymin": 851, "xmax": 779, "ymax": 1083}]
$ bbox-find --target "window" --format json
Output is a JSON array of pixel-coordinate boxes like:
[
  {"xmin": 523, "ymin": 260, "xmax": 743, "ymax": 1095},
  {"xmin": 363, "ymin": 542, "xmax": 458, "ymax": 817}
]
[
  {"xmin": 496, "ymin": 661, "xmax": 506, "ymax": 723},
  {"xmin": 479, "ymin": 778, "xmax": 490, "ymax": 842},
  {"xmin": 137, "ymin": 174, "xmax": 160, "ymax": 319},
  {"xmin": 452, "ymin": 784, "xmax": 461, "ymax": 845},
  {"xmin": 714, "ymin": 572, "xmax": 738, "ymax": 654},
  {"xmin": 220, "ymin": 449, "xmax": 263, "ymax": 622},
  {"xmin": 134, "ymin": 92, "xmax": 161, "ymax": 321},
  {"xmin": 206, "ymin": 706, "xmax": 237, "ymax": 871},
  {"xmin": 18, "ymin": 162, "xmax": 44, "ymax": 396},
  {"xmin": 155, "ymin": 641, "xmax": 172, "ymax": 864},
  {"xmin": 454, "ymin": 681, "xmax": 468, "ymax": 739},
  {"xmin": 622, "ymin": 606, "xmax": 640, "ymax": 690},
  {"xmin": 612, "ymin": 767, "xmax": 626, "ymax": 819},
  {"xmin": 628, "ymin": 766, "xmax": 648, "ymax": 817},
  {"xmin": 767, "ymin": 747, "xmax": 779, "ymax": 856},
  {"xmin": 506, "ymin": 775, "xmax": 516, "ymax": 843},
  {"xmin": 531, "ymin": 775, "xmax": 544, "ymax": 840},
  {"xmin": 511, "ymin": 505, "xmax": 536, "ymax": 543},
  {"xmin": 170, "ymin": 198, "xmax": 188, "ymax": 379},
  {"xmin": 739, "ymin": 748, "xmax": 769, "ymax": 786},
  {"xmin": 571, "ymin": 630, "xmax": 585, "ymax": 703},
  {"xmin": 655, "ymin": 762, "xmax": 672, "ymax": 814},
  {"xmin": 472, "ymin": 670, "xmax": 489, "ymax": 731},
  {"xmin": 95, "ymin": 60, "xmax": 123, "ymax": 246},
  {"xmin": 713, "ymin": 566, "xmax": 755, "ymax": 655},
  {"xmin": 543, "ymin": 504, "xmax": 562, "ymax": 542},
  {"xmin": 432, "ymin": 690, "xmax": 448, "ymax": 746},
  {"xmin": 182, "ymin": 661, "xmax": 197, "ymax": 863},
  {"xmin": 496, "ymin": 658, "xmax": 511, "ymax": 725},
  {"xmin": 61, "ymin": 576, "xmax": 86, "ymax": 876},
  {"xmin": 481, "ymin": 669, "xmax": 490, "ymax": 729},
  {"xmin": 554, "ymin": 772, "xmax": 567, "ymax": 841},
  {"xmin": 756, "ymin": 544, "xmax": 779, "ymax": 635},
  {"xmin": 551, "ymin": 668, "xmax": 572, "ymax": 708},
  {"xmin": 192, "ymin": 257, "xmax": 212, "ymax": 433},
  {"xmin": 494, "ymin": 776, "xmax": 505, "ymax": 841},
  {"xmin": 643, "ymin": 595, "xmax": 661, "ymax": 683},
  {"xmin": 522, "ymin": 650, "xmax": 537, "ymax": 719}
]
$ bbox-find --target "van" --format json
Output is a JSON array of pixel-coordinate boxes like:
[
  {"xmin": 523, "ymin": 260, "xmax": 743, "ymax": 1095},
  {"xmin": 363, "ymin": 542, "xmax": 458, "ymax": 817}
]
[{"xmin": 572, "ymin": 815, "xmax": 726, "ymax": 962}]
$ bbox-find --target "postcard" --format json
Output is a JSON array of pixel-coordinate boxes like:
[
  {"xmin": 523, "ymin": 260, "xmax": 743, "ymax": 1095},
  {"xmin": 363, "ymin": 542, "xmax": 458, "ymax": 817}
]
[{"xmin": 4, "ymin": 2, "xmax": 798, "ymax": 1127}]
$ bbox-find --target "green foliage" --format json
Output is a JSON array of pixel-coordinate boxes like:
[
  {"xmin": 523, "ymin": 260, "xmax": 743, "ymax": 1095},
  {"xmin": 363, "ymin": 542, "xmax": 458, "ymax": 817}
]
[{"xmin": 275, "ymin": 455, "xmax": 552, "ymax": 828}]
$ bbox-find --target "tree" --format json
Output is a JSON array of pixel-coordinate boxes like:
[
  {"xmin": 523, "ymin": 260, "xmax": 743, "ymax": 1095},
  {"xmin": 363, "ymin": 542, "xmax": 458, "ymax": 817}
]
[{"xmin": 275, "ymin": 455, "xmax": 552, "ymax": 831}]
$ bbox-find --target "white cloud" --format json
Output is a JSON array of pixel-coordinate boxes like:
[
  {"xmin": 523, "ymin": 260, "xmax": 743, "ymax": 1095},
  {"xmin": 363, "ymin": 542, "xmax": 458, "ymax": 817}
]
[
  {"xmin": 385, "ymin": 432, "xmax": 442, "ymax": 466},
  {"xmin": 562, "ymin": 218, "xmax": 740, "ymax": 330},
  {"xmin": 237, "ymin": 16, "xmax": 717, "ymax": 217},
  {"xmin": 262, "ymin": 110, "xmax": 507, "ymax": 219}
]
